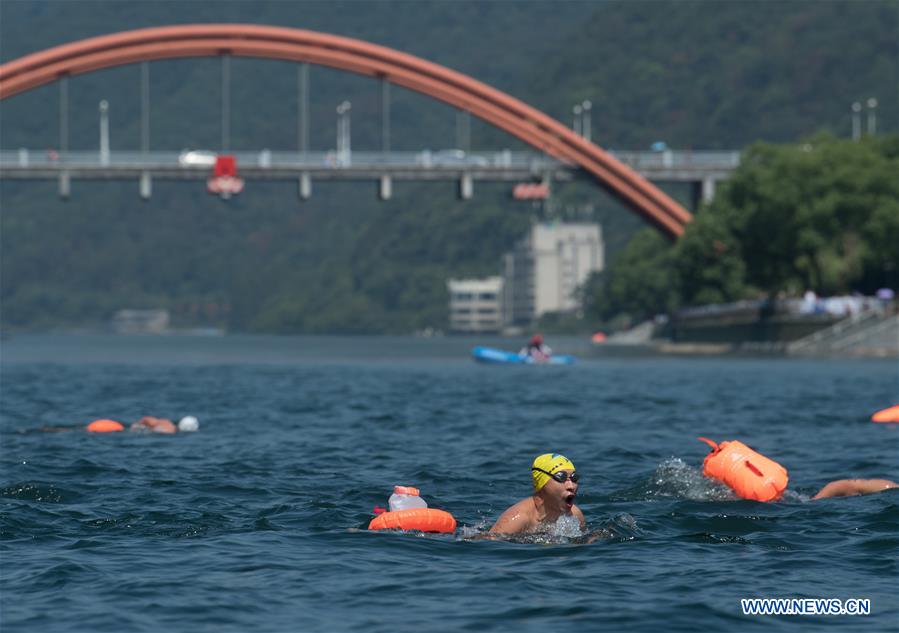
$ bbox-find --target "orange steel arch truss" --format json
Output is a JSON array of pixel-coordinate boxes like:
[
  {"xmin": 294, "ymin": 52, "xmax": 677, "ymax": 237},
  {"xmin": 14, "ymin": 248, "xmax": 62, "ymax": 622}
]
[{"xmin": 0, "ymin": 24, "xmax": 691, "ymax": 238}]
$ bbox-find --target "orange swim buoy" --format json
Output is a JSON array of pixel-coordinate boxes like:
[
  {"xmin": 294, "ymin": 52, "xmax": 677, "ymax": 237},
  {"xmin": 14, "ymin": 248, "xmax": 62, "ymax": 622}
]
[
  {"xmin": 871, "ymin": 405, "xmax": 899, "ymax": 423},
  {"xmin": 86, "ymin": 419, "xmax": 124, "ymax": 433},
  {"xmin": 368, "ymin": 508, "xmax": 457, "ymax": 533},
  {"xmin": 698, "ymin": 438, "xmax": 788, "ymax": 502}
]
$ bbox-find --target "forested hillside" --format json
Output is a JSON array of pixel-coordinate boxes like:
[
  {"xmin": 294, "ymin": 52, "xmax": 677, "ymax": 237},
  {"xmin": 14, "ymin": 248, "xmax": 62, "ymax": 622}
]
[{"xmin": 1, "ymin": 0, "xmax": 896, "ymax": 333}]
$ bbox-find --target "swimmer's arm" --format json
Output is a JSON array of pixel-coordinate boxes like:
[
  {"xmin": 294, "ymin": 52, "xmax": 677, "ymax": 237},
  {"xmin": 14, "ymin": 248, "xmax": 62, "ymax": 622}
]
[{"xmin": 812, "ymin": 479, "xmax": 899, "ymax": 500}]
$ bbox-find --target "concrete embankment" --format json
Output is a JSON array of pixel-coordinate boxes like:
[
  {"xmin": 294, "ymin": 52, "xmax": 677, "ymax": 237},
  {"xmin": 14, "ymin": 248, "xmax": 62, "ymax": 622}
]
[{"xmin": 595, "ymin": 305, "xmax": 898, "ymax": 358}]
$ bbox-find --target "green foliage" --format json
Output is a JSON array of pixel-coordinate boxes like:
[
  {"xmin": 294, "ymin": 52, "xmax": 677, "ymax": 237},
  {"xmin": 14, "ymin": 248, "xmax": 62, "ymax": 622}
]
[
  {"xmin": 588, "ymin": 134, "xmax": 899, "ymax": 322},
  {"xmin": 682, "ymin": 134, "xmax": 899, "ymax": 300},
  {"xmin": 585, "ymin": 228, "xmax": 678, "ymax": 324},
  {"xmin": 672, "ymin": 208, "xmax": 750, "ymax": 306},
  {"xmin": 527, "ymin": 0, "xmax": 898, "ymax": 147}
]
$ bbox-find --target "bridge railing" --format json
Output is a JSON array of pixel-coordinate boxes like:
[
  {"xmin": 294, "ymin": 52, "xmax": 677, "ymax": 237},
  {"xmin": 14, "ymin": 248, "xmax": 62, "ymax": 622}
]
[
  {"xmin": 0, "ymin": 149, "xmax": 742, "ymax": 171},
  {"xmin": 609, "ymin": 150, "xmax": 741, "ymax": 170},
  {"xmin": 0, "ymin": 149, "xmax": 568, "ymax": 170}
]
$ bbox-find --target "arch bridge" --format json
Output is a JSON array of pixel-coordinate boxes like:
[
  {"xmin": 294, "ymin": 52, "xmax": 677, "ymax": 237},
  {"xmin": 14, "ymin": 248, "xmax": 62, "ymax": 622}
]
[{"xmin": 0, "ymin": 24, "xmax": 693, "ymax": 238}]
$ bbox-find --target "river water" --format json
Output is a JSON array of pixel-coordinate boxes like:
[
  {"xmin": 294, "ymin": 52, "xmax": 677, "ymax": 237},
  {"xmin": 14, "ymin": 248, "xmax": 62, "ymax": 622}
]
[{"xmin": 1, "ymin": 335, "xmax": 897, "ymax": 632}]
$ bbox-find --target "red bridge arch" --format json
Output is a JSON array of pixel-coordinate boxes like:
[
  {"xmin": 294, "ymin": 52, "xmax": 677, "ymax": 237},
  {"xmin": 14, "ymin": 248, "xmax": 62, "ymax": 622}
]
[{"xmin": 0, "ymin": 24, "xmax": 692, "ymax": 238}]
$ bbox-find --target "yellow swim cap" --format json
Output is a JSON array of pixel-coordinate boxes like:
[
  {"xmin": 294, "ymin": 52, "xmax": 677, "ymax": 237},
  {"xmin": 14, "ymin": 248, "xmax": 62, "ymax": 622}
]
[{"xmin": 532, "ymin": 453, "xmax": 575, "ymax": 491}]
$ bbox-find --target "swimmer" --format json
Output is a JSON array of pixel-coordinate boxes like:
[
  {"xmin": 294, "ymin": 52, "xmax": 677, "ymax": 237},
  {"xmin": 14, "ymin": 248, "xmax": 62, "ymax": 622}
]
[
  {"xmin": 813, "ymin": 479, "xmax": 898, "ymax": 500},
  {"xmin": 489, "ymin": 453, "xmax": 585, "ymax": 534},
  {"xmin": 129, "ymin": 416, "xmax": 199, "ymax": 434},
  {"xmin": 130, "ymin": 416, "xmax": 177, "ymax": 434},
  {"xmin": 698, "ymin": 438, "xmax": 897, "ymax": 502}
]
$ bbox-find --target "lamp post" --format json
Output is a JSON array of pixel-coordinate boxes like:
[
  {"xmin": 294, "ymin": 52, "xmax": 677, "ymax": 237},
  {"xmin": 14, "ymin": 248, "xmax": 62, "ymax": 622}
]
[
  {"xmin": 336, "ymin": 100, "xmax": 351, "ymax": 165},
  {"xmin": 866, "ymin": 97, "xmax": 878, "ymax": 136},
  {"xmin": 572, "ymin": 104, "xmax": 582, "ymax": 137},
  {"xmin": 99, "ymin": 99, "xmax": 109, "ymax": 165},
  {"xmin": 851, "ymin": 102, "xmax": 862, "ymax": 140},
  {"xmin": 581, "ymin": 100, "xmax": 592, "ymax": 141}
]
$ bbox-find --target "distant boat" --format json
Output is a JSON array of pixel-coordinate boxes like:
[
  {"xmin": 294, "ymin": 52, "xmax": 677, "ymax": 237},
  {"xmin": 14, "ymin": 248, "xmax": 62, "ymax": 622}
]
[{"xmin": 472, "ymin": 346, "xmax": 575, "ymax": 365}]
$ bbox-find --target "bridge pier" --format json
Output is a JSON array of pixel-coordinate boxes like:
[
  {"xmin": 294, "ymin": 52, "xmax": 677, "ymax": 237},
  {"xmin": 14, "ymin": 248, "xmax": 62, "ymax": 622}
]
[
  {"xmin": 379, "ymin": 174, "xmax": 392, "ymax": 200},
  {"xmin": 690, "ymin": 176, "xmax": 719, "ymax": 210},
  {"xmin": 298, "ymin": 172, "xmax": 311, "ymax": 200},
  {"xmin": 459, "ymin": 173, "xmax": 473, "ymax": 200},
  {"xmin": 702, "ymin": 176, "xmax": 717, "ymax": 203},
  {"xmin": 139, "ymin": 172, "xmax": 152, "ymax": 200},
  {"xmin": 58, "ymin": 171, "xmax": 70, "ymax": 199}
]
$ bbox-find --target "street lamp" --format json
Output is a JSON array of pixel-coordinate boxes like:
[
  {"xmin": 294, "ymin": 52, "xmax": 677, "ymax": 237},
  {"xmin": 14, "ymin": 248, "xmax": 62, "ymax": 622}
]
[
  {"xmin": 336, "ymin": 100, "xmax": 351, "ymax": 165},
  {"xmin": 851, "ymin": 101, "xmax": 862, "ymax": 140},
  {"xmin": 99, "ymin": 99, "xmax": 110, "ymax": 165},
  {"xmin": 866, "ymin": 97, "xmax": 878, "ymax": 136},
  {"xmin": 581, "ymin": 100, "xmax": 592, "ymax": 141},
  {"xmin": 572, "ymin": 104, "xmax": 582, "ymax": 137}
]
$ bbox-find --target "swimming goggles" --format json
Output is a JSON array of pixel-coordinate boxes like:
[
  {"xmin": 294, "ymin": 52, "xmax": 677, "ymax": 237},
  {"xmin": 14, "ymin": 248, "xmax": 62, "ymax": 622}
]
[{"xmin": 532, "ymin": 467, "xmax": 580, "ymax": 484}]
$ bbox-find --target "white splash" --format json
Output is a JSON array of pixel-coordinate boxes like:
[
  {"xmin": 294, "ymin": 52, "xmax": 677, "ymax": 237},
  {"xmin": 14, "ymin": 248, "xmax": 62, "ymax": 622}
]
[
  {"xmin": 651, "ymin": 457, "xmax": 736, "ymax": 501},
  {"xmin": 548, "ymin": 513, "xmax": 583, "ymax": 538}
]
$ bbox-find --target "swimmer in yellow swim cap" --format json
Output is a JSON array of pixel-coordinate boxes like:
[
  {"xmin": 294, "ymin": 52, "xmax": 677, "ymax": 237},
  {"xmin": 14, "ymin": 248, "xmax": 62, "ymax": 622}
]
[{"xmin": 489, "ymin": 453, "xmax": 585, "ymax": 534}]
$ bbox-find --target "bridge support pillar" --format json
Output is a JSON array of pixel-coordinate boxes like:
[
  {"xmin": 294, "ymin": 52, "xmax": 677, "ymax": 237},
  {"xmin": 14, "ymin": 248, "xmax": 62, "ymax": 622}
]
[
  {"xmin": 379, "ymin": 174, "xmax": 392, "ymax": 200},
  {"xmin": 139, "ymin": 172, "xmax": 152, "ymax": 200},
  {"xmin": 690, "ymin": 176, "xmax": 718, "ymax": 211},
  {"xmin": 459, "ymin": 173, "xmax": 473, "ymax": 200},
  {"xmin": 701, "ymin": 176, "xmax": 717, "ymax": 204},
  {"xmin": 58, "ymin": 171, "xmax": 70, "ymax": 199},
  {"xmin": 298, "ymin": 172, "xmax": 312, "ymax": 200}
]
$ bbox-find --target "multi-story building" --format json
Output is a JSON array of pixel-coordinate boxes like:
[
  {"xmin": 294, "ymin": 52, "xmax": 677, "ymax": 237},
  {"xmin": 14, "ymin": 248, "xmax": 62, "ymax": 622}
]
[
  {"xmin": 502, "ymin": 222, "xmax": 604, "ymax": 326},
  {"xmin": 446, "ymin": 277, "xmax": 504, "ymax": 333},
  {"xmin": 447, "ymin": 222, "xmax": 603, "ymax": 332}
]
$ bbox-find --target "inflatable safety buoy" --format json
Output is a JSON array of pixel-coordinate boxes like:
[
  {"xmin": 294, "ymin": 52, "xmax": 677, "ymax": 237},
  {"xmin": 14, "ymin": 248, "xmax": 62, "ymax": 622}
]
[
  {"xmin": 698, "ymin": 437, "xmax": 788, "ymax": 502},
  {"xmin": 368, "ymin": 508, "xmax": 457, "ymax": 533},
  {"xmin": 872, "ymin": 405, "xmax": 899, "ymax": 423},
  {"xmin": 86, "ymin": 419, "xmax": 124, "ymax": 433}
]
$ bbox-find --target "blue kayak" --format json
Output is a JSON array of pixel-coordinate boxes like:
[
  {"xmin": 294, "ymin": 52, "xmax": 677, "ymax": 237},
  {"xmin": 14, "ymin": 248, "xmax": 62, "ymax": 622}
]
[{"xmin": 472, "ymin": 346, "xmax": 575, "ymax": 365}]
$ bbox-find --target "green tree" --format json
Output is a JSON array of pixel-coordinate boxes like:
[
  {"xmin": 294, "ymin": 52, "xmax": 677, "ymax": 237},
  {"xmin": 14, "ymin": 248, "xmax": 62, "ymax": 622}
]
[
  {"xmin": 673, "ymin": 134, "xmax": 899, "ymax": 303},
  {"xmin": 586, "ymin": 228, "xmax": 678, "ymax": 324}
]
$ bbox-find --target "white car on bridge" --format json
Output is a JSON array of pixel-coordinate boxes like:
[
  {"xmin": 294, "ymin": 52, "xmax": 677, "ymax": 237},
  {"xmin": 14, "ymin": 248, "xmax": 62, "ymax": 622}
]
[{"xmin": 178, "ymin": 150, "xmax": 218, "ymax": 167}]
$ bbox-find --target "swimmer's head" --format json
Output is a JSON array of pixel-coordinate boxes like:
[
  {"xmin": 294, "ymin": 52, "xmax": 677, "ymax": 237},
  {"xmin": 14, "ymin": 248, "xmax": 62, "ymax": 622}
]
[
  {"xmin": 531, "ymin": 453, "xmax": 575, "ymax": 491},
  {"xmin": 530, "ymin": 333, "xmax": 543, "ymax": 345},
  {"xmin": 177, "ymin": 416, "xmax": 199, "ymax": 432}
]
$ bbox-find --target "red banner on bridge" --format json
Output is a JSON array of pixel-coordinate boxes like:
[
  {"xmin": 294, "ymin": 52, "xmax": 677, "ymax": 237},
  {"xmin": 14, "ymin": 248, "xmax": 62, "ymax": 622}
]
[
  {"xmin": 512, "ymin": 182, "xmax": 550, "ymax": 200},
  {"xmin": 207, "ymin": 155, "xmax": 244, "ymax": 198}
]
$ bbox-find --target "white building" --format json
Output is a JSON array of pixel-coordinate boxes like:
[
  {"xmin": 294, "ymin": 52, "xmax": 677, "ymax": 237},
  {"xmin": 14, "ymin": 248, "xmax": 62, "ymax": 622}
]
[
  {"xmin": 502, "ymin": 222, "xmax": 604, "ymax": 326},
  {"xmin": 111, "ymin": 309, "xmax": 170, "ymax": 334},
  {"xmin": 447, "ymin": 277, "xmax": 504, "ymax": 333}
]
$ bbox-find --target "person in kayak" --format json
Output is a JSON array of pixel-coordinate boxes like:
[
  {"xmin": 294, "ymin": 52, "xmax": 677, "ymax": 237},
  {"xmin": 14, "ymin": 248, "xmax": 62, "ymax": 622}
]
[
  {"xmin": 519, "ymin": 334, "xmax": 552, "ymax": 362},
  {"xmin": 489, "ymin": 453, "xmax": 585, "ymax": 534}
]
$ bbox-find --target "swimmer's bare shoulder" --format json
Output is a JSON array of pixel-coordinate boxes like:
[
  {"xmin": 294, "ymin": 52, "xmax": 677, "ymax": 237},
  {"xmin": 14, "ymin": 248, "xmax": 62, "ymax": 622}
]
[
  {"xmin": 489, "ymin": 497, "xmax": 538, "ymax": 534},
  {"xmin": 571, "ymin": 504, "xmax": 586, "ymax": 529}
]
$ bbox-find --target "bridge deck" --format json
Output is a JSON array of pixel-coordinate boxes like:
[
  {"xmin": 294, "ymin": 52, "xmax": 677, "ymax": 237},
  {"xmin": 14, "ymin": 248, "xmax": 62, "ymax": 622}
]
[{"xmin": 0, "ymin": 150, "xmax": 739, "ymax": 182}]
